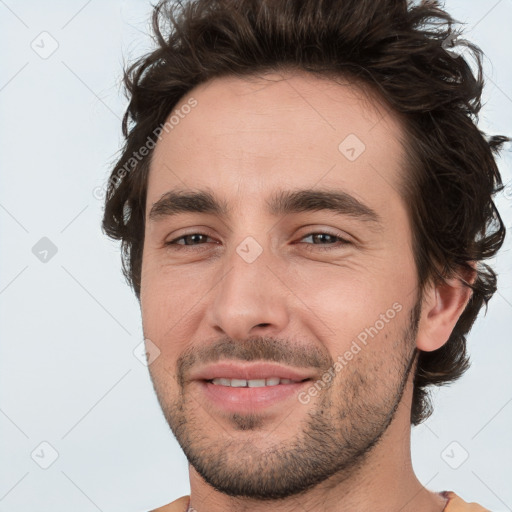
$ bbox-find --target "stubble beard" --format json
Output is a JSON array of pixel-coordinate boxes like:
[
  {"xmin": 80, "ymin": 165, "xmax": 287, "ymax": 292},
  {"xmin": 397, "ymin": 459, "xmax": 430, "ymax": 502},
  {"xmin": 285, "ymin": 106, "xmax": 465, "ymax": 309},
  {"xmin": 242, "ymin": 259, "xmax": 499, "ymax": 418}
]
[{"xmin": 148, "ymin": 300, "xmax": 421, "ymax": 500}]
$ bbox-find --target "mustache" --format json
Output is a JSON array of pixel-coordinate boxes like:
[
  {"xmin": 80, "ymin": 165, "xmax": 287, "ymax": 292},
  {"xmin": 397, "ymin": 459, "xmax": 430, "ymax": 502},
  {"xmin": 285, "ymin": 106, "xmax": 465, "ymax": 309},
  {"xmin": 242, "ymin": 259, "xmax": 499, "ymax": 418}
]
[{"xmin": 176, "ymin": 336, "xmax": 334, "ymax": 387}]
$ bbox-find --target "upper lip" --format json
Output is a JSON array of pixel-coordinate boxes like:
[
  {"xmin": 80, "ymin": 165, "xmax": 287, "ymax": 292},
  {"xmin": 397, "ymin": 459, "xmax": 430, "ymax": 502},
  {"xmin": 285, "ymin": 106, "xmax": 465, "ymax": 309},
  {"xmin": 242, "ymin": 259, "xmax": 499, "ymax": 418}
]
[{"xmin": 190, "ymin": 362, "xmax": 315, "ymax": 382}]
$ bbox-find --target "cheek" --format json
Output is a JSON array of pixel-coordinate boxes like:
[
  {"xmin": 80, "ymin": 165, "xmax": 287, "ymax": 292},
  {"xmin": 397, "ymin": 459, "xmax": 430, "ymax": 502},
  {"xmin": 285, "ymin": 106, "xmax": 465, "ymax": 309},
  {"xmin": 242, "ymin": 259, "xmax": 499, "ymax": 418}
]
[
  {"xmin": 288, "ymin": 260, "xmax": 414, "ymax": 354},
  {"xmin": 140, "ymin": 240, "xmax": 417, "ymax": 362},
  {"xmin": 140, "ymin": 260, "xmax": 205, "ymax": 358},
  {"xmin": 141, "ymin": 258, "xmax": 172, "ymax": 344}
]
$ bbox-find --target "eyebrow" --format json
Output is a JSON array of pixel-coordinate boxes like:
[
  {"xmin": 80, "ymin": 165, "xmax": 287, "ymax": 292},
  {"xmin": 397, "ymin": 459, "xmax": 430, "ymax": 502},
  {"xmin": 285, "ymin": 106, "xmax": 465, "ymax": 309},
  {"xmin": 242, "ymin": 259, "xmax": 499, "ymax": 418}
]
[{"xmin": 148, "ymin": 187, "xmax": 382, "ymax": 229}]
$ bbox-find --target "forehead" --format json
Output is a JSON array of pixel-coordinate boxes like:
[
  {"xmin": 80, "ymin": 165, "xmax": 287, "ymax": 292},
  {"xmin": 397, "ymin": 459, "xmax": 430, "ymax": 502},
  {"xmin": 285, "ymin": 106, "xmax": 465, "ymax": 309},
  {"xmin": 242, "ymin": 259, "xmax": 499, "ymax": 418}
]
[{"xmin": 147, "ymin": 71, "xmax": 407, "ymax": 220}]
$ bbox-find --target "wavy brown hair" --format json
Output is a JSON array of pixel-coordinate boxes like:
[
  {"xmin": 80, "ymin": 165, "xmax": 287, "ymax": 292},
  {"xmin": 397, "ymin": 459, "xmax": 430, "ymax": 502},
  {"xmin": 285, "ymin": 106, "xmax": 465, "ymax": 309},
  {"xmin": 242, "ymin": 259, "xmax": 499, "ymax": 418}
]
[{"xmin": 102, "ymin": 0, "xmax": 509, "ymax": 425}]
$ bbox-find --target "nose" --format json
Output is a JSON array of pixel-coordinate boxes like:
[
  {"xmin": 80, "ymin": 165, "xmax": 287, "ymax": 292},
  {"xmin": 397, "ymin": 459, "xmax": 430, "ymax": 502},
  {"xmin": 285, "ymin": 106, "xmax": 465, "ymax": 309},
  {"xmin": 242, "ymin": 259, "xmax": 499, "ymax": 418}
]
[{"xmin": 206, "ymin": 241, "xmax": 290, "ymax": 341}]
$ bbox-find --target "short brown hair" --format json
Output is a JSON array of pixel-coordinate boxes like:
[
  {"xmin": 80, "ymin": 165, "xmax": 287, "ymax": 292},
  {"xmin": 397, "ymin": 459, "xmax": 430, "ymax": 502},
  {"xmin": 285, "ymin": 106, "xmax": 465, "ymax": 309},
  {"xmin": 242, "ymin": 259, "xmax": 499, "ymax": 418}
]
[{"xmin": 102, "ymin": 0, "xmax": 509, "ymax": 425}]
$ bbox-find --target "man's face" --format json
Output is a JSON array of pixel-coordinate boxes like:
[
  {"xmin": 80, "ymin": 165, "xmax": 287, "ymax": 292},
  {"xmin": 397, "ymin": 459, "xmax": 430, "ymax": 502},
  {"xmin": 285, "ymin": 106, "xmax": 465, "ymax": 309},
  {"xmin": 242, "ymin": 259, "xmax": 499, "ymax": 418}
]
[{"xmin": 140, "ymin": 72, "xmax": 422, "ymax": 498}]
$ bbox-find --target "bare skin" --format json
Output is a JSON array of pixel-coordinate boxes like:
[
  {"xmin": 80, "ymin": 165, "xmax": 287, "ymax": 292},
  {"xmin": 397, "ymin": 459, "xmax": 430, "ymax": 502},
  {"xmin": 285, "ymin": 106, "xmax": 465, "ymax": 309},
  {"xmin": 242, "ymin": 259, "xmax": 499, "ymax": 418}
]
[{"xmin": 141, "ymin": 71, "xmax": 473, "ymax": 512}]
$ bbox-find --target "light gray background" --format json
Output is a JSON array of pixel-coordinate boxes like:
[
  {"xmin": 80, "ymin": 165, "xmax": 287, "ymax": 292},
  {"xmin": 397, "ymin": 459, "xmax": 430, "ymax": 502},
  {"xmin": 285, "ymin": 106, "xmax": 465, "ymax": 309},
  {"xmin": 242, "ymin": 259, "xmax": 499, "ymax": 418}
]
[{"xmin": 0, "ymin": 1, "xmax": 511, "ymax": 511}]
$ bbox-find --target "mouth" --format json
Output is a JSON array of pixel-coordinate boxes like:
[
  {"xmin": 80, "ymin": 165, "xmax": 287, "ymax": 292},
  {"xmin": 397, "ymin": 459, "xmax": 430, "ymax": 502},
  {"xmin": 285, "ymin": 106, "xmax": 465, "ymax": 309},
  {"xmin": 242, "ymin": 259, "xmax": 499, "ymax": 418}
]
[
  {"xmin": 207, "ymin": 377, "xmax": 309, "ymax": 387},
  {"xmin": 191, "ymin": 360, "xmax": 316, "ymax": 383},
  {"xmin": 190, "ymin": 362, "xmax": 315, "ymax": 413}
]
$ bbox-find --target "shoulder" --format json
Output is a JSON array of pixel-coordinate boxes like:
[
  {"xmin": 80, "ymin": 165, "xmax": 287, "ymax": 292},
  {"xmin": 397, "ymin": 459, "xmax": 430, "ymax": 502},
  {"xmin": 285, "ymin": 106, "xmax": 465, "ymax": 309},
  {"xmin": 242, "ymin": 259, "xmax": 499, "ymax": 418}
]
[
  {"xmin": 443, "ymin": 491, "xmax": 490, "ymax": 511},
  {"xmin": 149, "ymin": 495, "xmax": 190, "ymax": 512}
]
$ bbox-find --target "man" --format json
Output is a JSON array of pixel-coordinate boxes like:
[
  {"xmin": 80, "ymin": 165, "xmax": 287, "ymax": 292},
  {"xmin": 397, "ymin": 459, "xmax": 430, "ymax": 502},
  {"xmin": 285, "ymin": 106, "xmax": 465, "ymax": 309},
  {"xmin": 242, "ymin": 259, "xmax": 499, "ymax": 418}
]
[{"xmin": 102, "ymin": 0, "xmax": 508, "ymax": 510}]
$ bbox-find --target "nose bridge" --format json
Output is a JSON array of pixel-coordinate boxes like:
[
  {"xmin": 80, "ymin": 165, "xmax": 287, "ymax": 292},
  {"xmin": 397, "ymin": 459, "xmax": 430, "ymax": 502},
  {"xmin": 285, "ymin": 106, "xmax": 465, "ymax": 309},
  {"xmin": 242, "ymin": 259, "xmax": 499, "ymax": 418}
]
[{"xmin": 208, "ymin": 233, "xmax": 289, "ymax": 339}]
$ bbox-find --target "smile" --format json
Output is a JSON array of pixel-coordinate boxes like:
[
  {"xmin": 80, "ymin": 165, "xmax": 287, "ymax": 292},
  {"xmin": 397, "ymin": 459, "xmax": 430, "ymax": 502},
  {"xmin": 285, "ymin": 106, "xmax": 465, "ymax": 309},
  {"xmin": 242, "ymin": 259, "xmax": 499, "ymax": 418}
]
[{"xmin": 210, "ymin": 377, "xmax": 305, "ymax": 387}]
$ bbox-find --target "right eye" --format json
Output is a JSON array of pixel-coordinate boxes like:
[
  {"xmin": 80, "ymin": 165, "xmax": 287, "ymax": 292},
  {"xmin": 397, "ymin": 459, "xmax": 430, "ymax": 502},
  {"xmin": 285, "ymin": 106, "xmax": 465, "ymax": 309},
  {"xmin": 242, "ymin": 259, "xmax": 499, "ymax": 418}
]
[{"xmin": 165, "ymin": 233, "xmax": 217, "ymax": 250}]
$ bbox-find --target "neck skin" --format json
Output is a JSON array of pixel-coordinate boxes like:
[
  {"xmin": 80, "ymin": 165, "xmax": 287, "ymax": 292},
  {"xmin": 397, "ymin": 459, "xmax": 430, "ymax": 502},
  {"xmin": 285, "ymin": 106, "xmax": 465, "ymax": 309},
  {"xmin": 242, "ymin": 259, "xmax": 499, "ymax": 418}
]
[{"xmin": 186, "ymin": 378, "xmax": 448, "ymax": 512}]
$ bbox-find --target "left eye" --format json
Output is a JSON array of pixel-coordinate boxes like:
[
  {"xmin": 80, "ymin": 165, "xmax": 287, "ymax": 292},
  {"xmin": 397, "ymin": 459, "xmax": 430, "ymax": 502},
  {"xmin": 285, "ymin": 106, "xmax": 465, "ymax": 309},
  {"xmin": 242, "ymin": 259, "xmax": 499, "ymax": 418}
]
[
  {"xmin": 166, "ymin": 231, "xmax": 350, "ymax": 251},
  {"xmin": 167, "ymin": 233, "xmax": 214, "ymax": 246},
  {"xmin": 297, "ymin": 232, "xmax": 350, "ymax": 251}
]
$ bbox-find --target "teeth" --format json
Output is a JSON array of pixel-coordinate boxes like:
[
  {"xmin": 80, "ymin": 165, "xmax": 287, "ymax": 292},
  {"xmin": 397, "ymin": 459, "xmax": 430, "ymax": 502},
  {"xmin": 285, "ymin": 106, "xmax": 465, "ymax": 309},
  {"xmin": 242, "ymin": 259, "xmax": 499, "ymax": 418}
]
[
  {"xmin": 210, "ymin": 377, "xmax": 301, "ymax": 387},
  {"xmin": 248, "ymin": 379, "xmax": 266, "ymax": 388}
]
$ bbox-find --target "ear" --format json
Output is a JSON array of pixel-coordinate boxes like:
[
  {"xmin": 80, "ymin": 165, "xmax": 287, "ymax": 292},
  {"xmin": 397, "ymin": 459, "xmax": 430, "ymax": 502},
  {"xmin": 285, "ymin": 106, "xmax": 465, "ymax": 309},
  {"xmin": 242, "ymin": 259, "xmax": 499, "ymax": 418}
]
[{"xmin": 416, "ymin": 262, "xmax": 476, "ymax": 352}]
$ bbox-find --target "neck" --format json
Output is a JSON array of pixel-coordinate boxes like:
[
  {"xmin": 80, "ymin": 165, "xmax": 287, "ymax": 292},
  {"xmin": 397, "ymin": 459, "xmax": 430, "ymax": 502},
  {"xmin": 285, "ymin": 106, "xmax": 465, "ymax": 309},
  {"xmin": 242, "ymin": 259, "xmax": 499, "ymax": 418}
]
[{"xmin": 187, "ymin": 387, "xmax": 447, "ymax": 512}]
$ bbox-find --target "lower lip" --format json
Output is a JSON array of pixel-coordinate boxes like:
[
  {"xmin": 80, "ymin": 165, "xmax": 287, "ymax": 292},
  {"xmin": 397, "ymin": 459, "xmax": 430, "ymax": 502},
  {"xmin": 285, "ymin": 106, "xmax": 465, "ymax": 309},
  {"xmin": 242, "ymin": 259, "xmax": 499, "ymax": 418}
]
[{"xmin": 199, "ymin": 380, "xmax": 310, "ymax": 413}]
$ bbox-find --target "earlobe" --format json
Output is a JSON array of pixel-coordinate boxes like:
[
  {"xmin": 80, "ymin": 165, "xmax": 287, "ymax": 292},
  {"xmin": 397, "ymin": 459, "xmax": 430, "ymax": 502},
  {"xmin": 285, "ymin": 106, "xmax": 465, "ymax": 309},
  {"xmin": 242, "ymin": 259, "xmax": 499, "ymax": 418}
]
[{"xmin": 416, "ymin": 264, "xmax": 476, "ymax": 353}]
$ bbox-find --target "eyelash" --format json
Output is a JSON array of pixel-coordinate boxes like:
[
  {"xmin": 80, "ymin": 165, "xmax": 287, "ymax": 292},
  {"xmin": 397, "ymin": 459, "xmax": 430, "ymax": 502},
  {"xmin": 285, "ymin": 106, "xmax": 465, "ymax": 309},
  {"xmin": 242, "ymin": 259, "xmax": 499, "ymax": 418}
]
[{"xmin": 165, "ymin": 231, "xmax": 351, "ymax": 252}]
